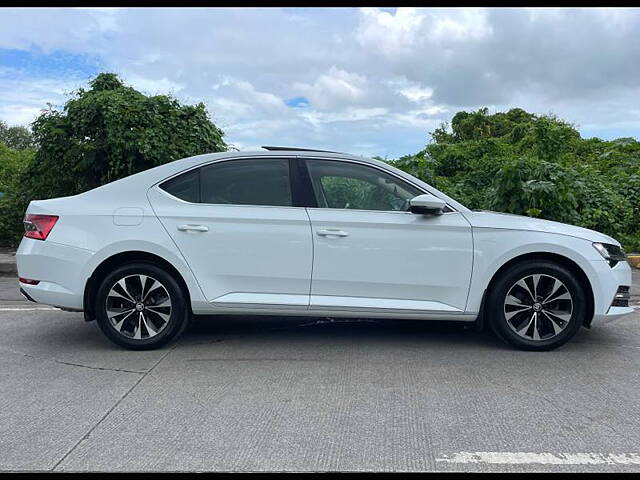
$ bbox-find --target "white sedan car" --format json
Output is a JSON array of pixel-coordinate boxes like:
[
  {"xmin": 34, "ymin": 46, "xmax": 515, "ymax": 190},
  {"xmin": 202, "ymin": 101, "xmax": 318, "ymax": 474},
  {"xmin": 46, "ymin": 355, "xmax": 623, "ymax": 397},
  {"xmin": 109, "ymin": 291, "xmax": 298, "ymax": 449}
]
[{"xmin": 16, "ymin": 147, "xmax": 633, "ymax": 350}]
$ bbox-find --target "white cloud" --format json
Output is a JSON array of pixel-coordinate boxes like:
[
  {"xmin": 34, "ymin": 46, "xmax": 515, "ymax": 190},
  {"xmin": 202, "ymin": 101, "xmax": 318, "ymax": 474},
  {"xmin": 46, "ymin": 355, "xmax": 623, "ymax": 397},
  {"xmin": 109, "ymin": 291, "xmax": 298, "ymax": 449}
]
[
  {"xmin": 294, "ymin": 67, "xmax": 369, "ymax": 111},
  {"xmin": 357, "ymin": 7, "xmax": 426, "ymax": 56},
  {"xmin": 126, "ymin": 75, "xmax": 185, "ymax": 95},
  {"xmin": 0, "ymin": 7, "xmax": 639, "ymax": 157},
  {"xmin": 0, "ymin": 75, "xmax": 83, "ymax": 125}
]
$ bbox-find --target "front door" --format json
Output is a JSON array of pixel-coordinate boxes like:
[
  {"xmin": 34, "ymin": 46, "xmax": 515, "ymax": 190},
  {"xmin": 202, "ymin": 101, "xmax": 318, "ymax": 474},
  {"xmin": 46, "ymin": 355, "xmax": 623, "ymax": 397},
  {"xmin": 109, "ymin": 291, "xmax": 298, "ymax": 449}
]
[{"xmin": 302, "ymin": 158, "xmax": 473, "ymax": 314}]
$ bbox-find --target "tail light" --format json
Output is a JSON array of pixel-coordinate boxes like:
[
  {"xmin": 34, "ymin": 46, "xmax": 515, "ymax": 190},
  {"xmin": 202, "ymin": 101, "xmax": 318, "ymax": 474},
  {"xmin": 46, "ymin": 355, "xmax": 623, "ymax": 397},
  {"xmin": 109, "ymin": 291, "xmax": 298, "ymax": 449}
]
[{"xmin": 23, "ymin": 214, "xmax": 59, "ymax": 240}]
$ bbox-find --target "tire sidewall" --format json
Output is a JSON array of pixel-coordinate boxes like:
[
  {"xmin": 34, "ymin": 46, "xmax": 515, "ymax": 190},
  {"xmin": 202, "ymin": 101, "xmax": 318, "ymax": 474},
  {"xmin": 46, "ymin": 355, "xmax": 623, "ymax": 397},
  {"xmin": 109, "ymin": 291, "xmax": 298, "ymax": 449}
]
[
  {"xmin": 488, "ymin": 261, "xmax": 586, "ymax": 351},
  {"xmin": 95, "ymin": 263, "xmax": 187, "ymax": 350}
]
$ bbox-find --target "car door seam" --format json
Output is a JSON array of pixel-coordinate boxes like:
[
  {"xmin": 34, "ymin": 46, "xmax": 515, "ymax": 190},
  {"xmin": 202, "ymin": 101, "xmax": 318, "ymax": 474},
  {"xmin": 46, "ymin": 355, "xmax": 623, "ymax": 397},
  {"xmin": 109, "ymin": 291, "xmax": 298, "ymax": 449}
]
[{"xmin": 304, "ymin": 206, "xmax": 314, "ymax": 310}]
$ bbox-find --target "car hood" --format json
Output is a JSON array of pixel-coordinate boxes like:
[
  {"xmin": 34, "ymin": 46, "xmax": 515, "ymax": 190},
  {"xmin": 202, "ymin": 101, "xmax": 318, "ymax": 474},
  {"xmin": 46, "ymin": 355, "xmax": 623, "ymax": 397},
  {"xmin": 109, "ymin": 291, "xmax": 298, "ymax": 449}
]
[{"xmin": 464, "ymin": 210, "xmax": 619, "ymax": 245}]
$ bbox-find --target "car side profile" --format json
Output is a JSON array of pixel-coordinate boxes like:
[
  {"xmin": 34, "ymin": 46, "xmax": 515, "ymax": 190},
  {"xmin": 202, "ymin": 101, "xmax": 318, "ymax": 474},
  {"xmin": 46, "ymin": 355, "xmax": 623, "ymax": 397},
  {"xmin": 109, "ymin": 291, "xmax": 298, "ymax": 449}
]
[{"xmin": 16, "ymin": 147, "xmax": 633, "ymax": 351}]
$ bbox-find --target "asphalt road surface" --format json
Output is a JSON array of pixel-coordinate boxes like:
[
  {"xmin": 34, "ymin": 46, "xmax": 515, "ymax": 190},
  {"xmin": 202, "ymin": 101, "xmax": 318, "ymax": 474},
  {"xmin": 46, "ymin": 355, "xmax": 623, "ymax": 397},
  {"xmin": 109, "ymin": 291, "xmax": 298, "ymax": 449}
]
[{"xmin": 0, "ymin": 272, "xmax": 638, "ymax": 472}]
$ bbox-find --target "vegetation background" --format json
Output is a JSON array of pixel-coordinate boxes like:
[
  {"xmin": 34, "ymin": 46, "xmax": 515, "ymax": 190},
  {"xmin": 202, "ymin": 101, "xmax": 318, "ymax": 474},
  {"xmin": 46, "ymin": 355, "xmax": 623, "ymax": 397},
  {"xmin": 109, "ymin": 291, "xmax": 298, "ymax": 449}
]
[{"xmin": 1, "ymin": 73, "xmax": 638, "ymax": 251}]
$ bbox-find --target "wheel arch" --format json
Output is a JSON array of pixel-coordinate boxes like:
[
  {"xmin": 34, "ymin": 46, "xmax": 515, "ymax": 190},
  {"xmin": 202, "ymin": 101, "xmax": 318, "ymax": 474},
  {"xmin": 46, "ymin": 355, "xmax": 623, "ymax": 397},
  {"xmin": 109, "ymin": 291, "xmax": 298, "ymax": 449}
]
[
  {"xmin": 83, "ymin": 251, "xmax": 193, "ymax": 322},
  {"xmin": 483, "ymin": 251, "xmax": 595, "ymax": 328}
]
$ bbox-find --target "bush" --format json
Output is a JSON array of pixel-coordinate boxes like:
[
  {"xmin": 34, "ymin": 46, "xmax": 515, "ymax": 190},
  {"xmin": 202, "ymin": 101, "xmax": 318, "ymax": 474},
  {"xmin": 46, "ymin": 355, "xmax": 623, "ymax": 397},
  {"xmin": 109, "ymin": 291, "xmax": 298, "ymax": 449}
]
[
  {"xmin": 0, "ymin": 143, "xmax": 34, "ymax": 246},
  {"xmin": 390, "ymin": 108, "xmax": 640, "ymax": 251}
]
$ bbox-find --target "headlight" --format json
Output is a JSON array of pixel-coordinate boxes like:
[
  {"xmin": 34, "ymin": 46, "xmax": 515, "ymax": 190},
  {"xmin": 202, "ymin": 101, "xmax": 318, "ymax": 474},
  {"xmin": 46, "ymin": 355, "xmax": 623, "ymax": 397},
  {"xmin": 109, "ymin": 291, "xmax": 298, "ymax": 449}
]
[{"xmin": 593, "ymin": 242, "xmax": 628, "ymax": 267}]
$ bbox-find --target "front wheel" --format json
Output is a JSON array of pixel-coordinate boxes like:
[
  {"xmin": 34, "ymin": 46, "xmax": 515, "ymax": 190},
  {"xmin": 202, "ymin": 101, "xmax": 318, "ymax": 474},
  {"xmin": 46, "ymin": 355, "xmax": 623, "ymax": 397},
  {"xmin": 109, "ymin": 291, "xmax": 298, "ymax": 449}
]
[
  {"xmin": 95, "ymin": 263, "xmax": 189, "ymax": 350},
  {"xmin": 487, "ymin": 260, "xmax": 586, "ymax": 351}
]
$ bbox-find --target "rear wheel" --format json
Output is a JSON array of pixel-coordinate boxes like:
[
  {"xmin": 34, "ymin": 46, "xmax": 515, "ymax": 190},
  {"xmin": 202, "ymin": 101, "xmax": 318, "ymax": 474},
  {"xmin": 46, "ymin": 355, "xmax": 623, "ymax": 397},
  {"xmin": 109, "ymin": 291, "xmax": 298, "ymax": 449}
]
[
  {"xmin": 95, "ymin": 263, "xmax": 189, "ymax": 350},
  {"xmin": 487, "ymin": 260, "xmax": 586, "ymax": 351}
]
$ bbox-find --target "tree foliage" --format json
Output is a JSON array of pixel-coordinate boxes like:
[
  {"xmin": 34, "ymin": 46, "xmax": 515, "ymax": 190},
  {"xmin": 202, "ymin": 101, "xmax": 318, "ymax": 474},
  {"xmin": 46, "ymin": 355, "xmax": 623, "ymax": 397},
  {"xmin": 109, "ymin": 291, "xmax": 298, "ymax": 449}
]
[
  {"xmin": 26, "ymin": 73, "xmax": 227, "ymax": 200},
  {"xmin": 0, "ymin": 143, "xmax": 35, "ymax": 246},
  {"xmin": 391, "ymin": 108, "xmax": 640, "ymax": 251},
  {"xmin": 0, "ymin": 72, "xmax": 227, "ymax": 247},
  {"xmin": 0, "ymin": 121, "xmax": 35, "ymax": 150}
]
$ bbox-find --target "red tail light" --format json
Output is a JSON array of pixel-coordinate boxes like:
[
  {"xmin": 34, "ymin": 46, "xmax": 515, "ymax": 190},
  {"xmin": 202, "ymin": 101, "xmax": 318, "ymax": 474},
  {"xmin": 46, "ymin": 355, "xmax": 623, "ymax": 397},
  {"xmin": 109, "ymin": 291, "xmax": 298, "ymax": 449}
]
[
  {"xmin": 23, "ymin": 214, "xmax": 59, "ymax": 240},
  {"xmin": 18, "ymin": 277, "xmax": 40, "ymax": 285}
]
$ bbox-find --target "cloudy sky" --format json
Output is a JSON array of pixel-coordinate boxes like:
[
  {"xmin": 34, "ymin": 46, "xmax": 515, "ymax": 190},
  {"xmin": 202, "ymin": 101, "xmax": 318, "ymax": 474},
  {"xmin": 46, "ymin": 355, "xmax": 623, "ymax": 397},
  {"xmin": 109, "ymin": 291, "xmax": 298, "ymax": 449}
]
[{"xmin": 0, "ymin": 7, "xmax": 639, "ymax": 158}]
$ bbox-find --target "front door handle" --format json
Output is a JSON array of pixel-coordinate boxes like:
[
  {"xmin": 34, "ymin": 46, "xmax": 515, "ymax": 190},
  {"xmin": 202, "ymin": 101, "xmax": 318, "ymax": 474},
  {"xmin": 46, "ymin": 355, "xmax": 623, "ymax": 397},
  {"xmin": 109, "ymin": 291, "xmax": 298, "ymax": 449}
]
[
  {"xmin": 177, "ymin": 224, "xmax": 209, "ymax": 232},
  {"xmin": 316, "ymin": 228, "xmax": 349, "ymax": 237}
]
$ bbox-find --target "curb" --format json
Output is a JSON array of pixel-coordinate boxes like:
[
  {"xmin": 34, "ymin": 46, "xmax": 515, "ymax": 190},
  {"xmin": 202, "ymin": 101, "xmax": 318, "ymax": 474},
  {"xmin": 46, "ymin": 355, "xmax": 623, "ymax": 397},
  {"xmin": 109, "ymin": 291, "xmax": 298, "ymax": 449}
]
[{"xmin": 0, "ymin": 253, "xmax": 17, "ymax": 276}]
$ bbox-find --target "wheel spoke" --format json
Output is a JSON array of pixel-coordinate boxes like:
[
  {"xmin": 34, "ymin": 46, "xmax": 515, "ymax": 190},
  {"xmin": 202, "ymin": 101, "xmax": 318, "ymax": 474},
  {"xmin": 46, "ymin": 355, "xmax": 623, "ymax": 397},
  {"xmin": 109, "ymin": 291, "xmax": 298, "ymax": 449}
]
[
  {"xmin": 515, "ymin": 311, "xmax": 536, "ymax": 335},
  {"xmin": 531, "ymin": 312, "xmax": 540, "ymax": 340},
  {"xmin": 531, "ymin": 274, "xmax": 542, "ymax": 299},
  {"xmin": 542, "ymin": 278, "xmax": 561, "ymax": 303},
  {"xmin": 505, "ymin": 304, "xmax": 531, "ymax": 320},
  {"xmin": 107, "ymin": 307, "xmax": 133, "ymax": 319},
  {"xmin": 113, "ymin": 309, "xmax": 135, "ymax": 332},
  {"xmin": 542, "ymin": 311, "xmax": 562, "ymax": 335},
  {"xmin": 140, "ymin": 312, "xmax": 158, "ymax": 336},
  {"xmin": 146, "ymin": 307, "xmax": 170, "ymax": 324},
  {"xmin": 544, "ymin": 291, "xmax": 571, "ymax": 304},
  {"xmin": 133, "ymin": 312, "xmax": 144, "ymax": 339},
  {"xmin": 150, "ymin": 296, "xmax": 171, "ymax": 308},
  {"xmin": 142, "ymin": 277, "xmax": 159, "ymax": 301},
  {"xmin": 505, "ymin": 294, "xmax": 528, "ymax": 308},
  {"xmin": 108, "ymin": 289, "xmax": 135, "ymax": 304},
  {"xmin": 545, "ymin": 309, "xmax": 571, "ymax": 323},
  {"xmin": 117, "ymin": 278, "xmax": 136, "ymax": 302},
  {"xmin": 516, "ymin": 278, "xmax": 535, "ymax": 301}
]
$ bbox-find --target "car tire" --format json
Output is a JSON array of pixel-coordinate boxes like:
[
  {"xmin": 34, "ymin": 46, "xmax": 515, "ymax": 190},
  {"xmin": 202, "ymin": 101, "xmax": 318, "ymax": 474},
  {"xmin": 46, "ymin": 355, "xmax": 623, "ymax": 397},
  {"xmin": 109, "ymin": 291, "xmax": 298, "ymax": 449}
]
[
  {"xmin": 95, "ymin": 262, "xmax": 189, "ymax": 350},
  {"xmin": 487, "ymin": 260, "xmax": 586, "ymax": 351}
]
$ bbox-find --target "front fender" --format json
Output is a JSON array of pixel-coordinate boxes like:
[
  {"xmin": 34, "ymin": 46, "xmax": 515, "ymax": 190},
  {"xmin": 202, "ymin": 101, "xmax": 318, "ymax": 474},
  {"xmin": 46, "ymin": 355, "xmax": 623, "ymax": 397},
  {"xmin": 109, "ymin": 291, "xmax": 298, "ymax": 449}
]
[{"xmin": 467, "ymin": 228, "xmax": 600, "ymax": 314}]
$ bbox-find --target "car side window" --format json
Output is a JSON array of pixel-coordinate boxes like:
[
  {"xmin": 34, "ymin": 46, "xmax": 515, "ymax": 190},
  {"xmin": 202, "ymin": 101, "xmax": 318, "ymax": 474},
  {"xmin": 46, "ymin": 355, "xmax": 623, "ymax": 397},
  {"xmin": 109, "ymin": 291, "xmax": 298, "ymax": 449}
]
[
  {"xmin": 305, "ymin": 159, "xmax": 422, "ymax": 212},
  {"xmin": 159, "ymin": 168, "xmax": 199, "ymax": 203},
  {"xmin": 159, "ymin": 158, "xmax": 293, "ymax": 207},
  {"xmin": 200, "ymin": 158, "xmax": 292, "ymax": 206}
]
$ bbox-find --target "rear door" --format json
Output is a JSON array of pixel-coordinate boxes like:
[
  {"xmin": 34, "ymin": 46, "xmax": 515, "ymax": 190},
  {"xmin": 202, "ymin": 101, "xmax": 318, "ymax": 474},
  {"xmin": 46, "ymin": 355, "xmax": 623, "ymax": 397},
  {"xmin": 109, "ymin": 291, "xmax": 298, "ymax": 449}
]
[{"xmin": 148, "ymin": 157, "xmax": 313, "ymax": 310}]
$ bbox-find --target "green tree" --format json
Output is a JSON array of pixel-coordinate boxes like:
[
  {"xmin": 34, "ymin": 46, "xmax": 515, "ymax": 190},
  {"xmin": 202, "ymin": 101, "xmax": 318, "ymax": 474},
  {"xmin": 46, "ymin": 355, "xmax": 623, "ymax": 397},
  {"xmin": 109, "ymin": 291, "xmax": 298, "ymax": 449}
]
[
  {"xmin": 26, "ymin": 72, "xmax": 227, "ymax": 200},
  {"xmin": 0, "ymin": 72, "xmax": 227, "ymax": 247},
  {"xmin": 0, "ymin": 121, "xmax": 35, "ymax": 150}
]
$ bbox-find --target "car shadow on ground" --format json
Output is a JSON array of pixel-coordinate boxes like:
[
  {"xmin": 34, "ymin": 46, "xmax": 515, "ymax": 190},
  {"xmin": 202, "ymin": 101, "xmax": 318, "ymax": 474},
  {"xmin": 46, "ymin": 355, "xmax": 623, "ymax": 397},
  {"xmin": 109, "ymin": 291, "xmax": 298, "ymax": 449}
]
[
  {"xmin": 182, "ymin": 314, "xmax": 509, "ymax": 351},
  {"xmin": 30, "ymin": 311, "xmax": 628, "ymax": 355}
]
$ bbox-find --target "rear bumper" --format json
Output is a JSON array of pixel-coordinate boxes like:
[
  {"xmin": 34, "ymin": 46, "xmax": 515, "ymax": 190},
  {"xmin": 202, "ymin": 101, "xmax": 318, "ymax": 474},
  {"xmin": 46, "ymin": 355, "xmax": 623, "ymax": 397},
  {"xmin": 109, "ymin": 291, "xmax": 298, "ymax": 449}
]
[{"xmin": 16, "ymin": 238, "xmax": 93, "ymax": 310}]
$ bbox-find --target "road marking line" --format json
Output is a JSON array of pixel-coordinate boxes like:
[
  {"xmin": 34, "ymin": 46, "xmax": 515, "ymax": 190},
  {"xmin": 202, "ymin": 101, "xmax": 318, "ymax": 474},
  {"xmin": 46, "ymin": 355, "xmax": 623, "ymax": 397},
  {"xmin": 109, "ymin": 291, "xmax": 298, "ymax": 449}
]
[
  {"xmin": 436, "ymin": 452, "xmax": 640, "ymax": 465},
  {"xmin": 0, "ymin": 306, "xmax": 58, "ymax": 311}
]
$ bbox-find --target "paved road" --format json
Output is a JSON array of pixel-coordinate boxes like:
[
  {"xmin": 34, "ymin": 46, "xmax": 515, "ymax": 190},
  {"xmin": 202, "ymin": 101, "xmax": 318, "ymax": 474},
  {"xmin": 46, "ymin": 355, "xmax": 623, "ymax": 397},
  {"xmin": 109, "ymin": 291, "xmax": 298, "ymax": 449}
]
[{"xmin": 0, "ymin": 272, "xmax": 638, "ymax": 472}]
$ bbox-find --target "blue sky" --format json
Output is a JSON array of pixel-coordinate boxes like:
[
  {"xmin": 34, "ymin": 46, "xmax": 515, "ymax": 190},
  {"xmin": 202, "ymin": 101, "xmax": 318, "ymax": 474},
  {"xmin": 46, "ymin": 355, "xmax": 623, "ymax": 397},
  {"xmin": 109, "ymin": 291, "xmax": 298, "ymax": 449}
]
[{"xmin": 0, "ymin": 7, "xmax": 639, "ymax": 158}]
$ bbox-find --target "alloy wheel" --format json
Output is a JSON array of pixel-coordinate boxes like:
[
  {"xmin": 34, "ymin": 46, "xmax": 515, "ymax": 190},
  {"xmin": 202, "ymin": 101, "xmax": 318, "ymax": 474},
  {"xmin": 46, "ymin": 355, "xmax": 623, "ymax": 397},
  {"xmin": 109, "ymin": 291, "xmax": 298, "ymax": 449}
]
[
  {"xmin": 105, "ymin": 274, "xmax": 172, "ymax": 340},
  {"xmin": 503, "ymin": 274, "xmax": 573, "ymax": 341}
]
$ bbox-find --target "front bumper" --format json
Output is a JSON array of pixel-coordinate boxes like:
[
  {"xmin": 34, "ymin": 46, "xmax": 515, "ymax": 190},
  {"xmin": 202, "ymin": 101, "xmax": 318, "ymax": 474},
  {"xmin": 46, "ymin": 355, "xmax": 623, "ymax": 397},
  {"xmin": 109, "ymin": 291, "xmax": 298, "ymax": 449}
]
[
  {"xmin": 16, "ymin": 238, "xmax": 93, "ymax": 310},
  {"xmin": 589, "ymin": 259, "xmax": 635, "ymax": 327}
]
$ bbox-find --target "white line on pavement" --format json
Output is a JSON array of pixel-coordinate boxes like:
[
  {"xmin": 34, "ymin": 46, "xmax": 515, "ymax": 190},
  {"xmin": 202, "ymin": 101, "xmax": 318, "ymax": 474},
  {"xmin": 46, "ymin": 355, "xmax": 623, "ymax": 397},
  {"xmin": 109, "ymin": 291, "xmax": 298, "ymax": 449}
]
[
  {"xmin": 436, "ymin": 452, "xmax": 640, "ymax": 465},
  {"xmin": 0, "ymin": 306, "xmax": 58, "ymax": 311}
]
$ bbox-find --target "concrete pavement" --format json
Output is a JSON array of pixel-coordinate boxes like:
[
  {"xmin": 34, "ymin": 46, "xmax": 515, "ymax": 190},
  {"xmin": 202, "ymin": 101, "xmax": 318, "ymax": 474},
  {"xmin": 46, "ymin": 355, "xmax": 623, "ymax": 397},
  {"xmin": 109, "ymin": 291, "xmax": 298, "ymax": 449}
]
[{"xmin": 0, "ymin": 272, "xmax": 638, "ymax": 472}]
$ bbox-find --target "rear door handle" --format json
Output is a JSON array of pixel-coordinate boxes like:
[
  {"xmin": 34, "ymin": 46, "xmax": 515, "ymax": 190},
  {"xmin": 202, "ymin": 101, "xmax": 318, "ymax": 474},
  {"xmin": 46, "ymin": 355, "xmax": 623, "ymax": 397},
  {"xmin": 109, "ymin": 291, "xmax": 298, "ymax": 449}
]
[
  {"xmin": 316, "ymin": 228, "xmax": 349, "ymax": 237},
  {"xmin": 177, "ymin": 224, "xmax": 209, "ymax": 232}
]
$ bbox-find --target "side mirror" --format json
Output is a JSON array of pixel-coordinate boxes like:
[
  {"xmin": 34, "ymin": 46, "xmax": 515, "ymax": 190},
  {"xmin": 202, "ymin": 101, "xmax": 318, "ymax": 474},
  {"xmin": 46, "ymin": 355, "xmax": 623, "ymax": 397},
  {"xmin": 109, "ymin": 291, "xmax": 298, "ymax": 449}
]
[{"xmin": 409, "ymin": 194, "xmax": 446, "ymax": 215}]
